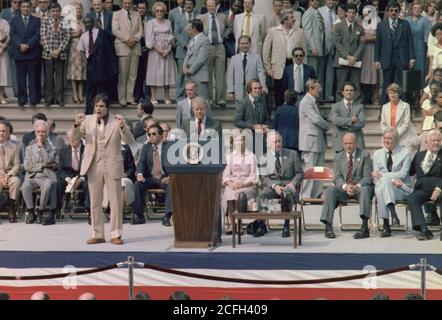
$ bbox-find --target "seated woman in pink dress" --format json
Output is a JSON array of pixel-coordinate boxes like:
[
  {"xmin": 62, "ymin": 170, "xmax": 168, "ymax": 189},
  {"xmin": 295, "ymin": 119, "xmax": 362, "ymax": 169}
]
[{"xmin": 221, "ymin": 129, "xmax": 258, "ymax": 234}]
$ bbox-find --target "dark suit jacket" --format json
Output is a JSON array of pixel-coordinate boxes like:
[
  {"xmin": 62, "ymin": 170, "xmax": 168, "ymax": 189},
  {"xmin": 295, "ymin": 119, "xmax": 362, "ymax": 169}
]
[
  {"xmin": 374, "ymin": 18, "xmax": 415, "ymax": 70},
  {"xmin": 282, "ymin": 63, "xmax": 316, "ymax": 95},
  {"xmin": 10, "ymin": 14, "xmax": 41, "ymax": 60},
  {"xmin": 334, "ymin": 148, "xmax": 373, "ymax": 189},
  {"xmin": 410, "ymin": 149, "xmax": 442, "ymax": 192},
  {"xmin": 59, "ymin": 144, "xmax": 85, "ymax": 180},
  {"xmin": 234, "ymin": 95, "xmax": 270, "ymax": 129},
  {"xmin": 122, "ymin": 144, "xmax": 136, "ymax": 181},
  {"xmin": 87, "ymin": 29, "xmax": 118, "ymax": 83},
  {"xmin": 182, "ymin": 116, "xmax": 222, "ymax": 139},
  {"xmin": 86, "ymin": 10, "xmax": 113, "ymax": 34},
  {"xmin": 274, "ymin": 103, "xmax": 300, "ymax": 150},
  {"xmin": 136, "ymin": 142, "xmax": 169, "ymax": 180}
]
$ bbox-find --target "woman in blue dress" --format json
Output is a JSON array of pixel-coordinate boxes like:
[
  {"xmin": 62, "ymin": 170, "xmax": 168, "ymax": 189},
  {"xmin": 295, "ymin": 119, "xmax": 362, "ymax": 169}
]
[{"xmin": 405, "ymin": 2, "xmax": 432, "ymax": 89}]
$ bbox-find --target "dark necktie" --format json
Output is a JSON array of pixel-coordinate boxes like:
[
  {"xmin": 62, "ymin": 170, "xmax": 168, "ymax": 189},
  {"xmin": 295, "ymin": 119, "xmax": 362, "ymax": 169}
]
[
  {"xmin": 127, "ymin": 10, "xmax": 131, "ymax": 21},
  {"xmin": 96, "ymin": 13, "xmax": 102, "ymax": 29},
  {"xmin": 211, "ymin": 14, "xmax": 219, "ymax": 45},
  {"xmin": 187, "ymin": 13, "xmax": 192, "ymax": 23},
  {"xmin": 151, "ymin": 145, "xmax": 162, "ymax": 179},
  {"xmin": 348, "ymin": 23, "xmax": 353, "ymax": 34},
  {"xmin": 387, "ymin": 151, "xmax": 393, "ymax": 172},
  {"xmin": 242, "ymin": 53, "xmax": 247, "ymax": 85},
  {"xmin": 275, "ymin": 152, "xmax": 282, "ymax": 179},
  {"xmin": 197, "ymin": 119, "xmax": 202, "ymax": 137},
  {"xmin": 391, "ymin": 19, "xmax": 397, "ymax": 37},
  {"xmin": 317, "ymin": 11, "xmax": 325, "ymax": 32},
  {"xmin": 23, "ymin": 16, "xmax": 28, "ymax": 27},
  {"xmin": 253, "ymin": 99, "xmax": 261, "ymax": 122},
  {"xmin": 347, "ymin": 102, "xmax": 352, "ymax": 115},
  {"xmin": 346, "ymin": 154, "xmax": 353, "ymax": 184},
  {"xmin": 88, "ymin": 30, "xmax": 94, "ymax": 57}
]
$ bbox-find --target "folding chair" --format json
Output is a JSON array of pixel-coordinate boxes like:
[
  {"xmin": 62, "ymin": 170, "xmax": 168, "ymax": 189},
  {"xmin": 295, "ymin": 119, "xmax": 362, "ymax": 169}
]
[
  {"xmin": 61, "ymin": 189, "xmax": 88, "ymax": 221},
  {"xmin": 145, "ymin": 188, "xmax": 165, "ymax": 220},
  {"xmin": 299, "ymin": 167, "xmax": 334, "ymax": 231}
]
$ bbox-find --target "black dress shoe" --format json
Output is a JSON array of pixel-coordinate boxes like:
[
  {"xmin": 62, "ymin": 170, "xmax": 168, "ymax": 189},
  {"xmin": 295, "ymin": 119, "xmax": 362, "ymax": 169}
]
[
  {"xmin": 391, "ymin": 217, "xmax": 401, "ymax": 226},
  {"xmin": 30, "ymin": 103, "xmax": 36, "ymax": 108},
  {"xmin": 44, "ymin": 102, "xmax": 51, "ymax": 107},
  {"xmin": 131, "ymin": 216, "xmax": 146, "ymax": 225},
  {"xmin": 424, "ymin": 229, "xmax": 434, "ymax": 240},
  {"xmin": 324, "ymin": 224, "xmax": 336, "ymax": 239},
  {"xmin": 161, "ymin": 216, "xmax": 171, "ymax": 226},
  {"xmin": 353, "ymin": 228, "xmax": 370, "ymax": 239},
  {"xmin": 42, "ymin": 215, "xmax": 56, "ymax": 226},
  {"xmin": 18, "ymin": 103, "xmax": 25, "ymax": 108},
  {"xmin": 282, "ymin": 227, "xmax": 290, "ymax": 238},
  {"xmin": 416, "ymin": 231, "xmax": 429, "ymax": 241},
  {"xmin": 58, "ymin": 102, "xmax": 65, "ymax": 107},
  {"xmin": 36, "ymin": 210, "xmax": 43, "ymax": 224},
  {"xmin": 380, "ymin": 226, "xmax": 392, "ymax": 238}
]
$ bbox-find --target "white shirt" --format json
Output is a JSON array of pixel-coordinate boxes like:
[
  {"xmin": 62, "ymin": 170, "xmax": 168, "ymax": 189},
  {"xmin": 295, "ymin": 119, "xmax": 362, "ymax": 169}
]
[
  {"xmin": 194, "ymin": 116, "xmax": 207, "ymax": 137},
  {"xmin": 96, "ymin": 11, "xmax": 104, "ymax": 27},
  {"xmin": 208, "ymin": 13, "xmax": 222, "ymax": 44},
  {"xmin": 389, "ymin": 17, "xmax": 398, "ymax": 30},
  {"xmin": 293, "ymin": 63, "xmax": 304, "ymax": 93},
  {"xmin": 346, "ymin": 19, "xmax": 354, "ymax": 30},
  {"xmin": 343, "ymin": 99, "xmax": 353, "ymax": 111},
  {"xmin": 77, "ymin": 28, "xmax": 99, "ymax": 58}
]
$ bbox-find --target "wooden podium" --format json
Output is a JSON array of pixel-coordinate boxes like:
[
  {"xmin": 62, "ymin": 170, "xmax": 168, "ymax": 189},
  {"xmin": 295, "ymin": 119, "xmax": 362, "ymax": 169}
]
[{"xmin": 165, "ymin": 164, "xmax": 226, "ymax": 248}]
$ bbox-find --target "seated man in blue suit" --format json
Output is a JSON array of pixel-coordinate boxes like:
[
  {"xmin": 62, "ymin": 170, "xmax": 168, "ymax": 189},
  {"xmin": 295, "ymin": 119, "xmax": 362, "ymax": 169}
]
[
  {"xmin": 372, "ymin": 128, "xmax": 412, "ymax": 238},
  {"xmin": 282, "ymin": 47, "xmax": 316, "ymax": 99},
  {"xmin": 133, "ymin": 123, "xmax": 173, "ymax": 226}
]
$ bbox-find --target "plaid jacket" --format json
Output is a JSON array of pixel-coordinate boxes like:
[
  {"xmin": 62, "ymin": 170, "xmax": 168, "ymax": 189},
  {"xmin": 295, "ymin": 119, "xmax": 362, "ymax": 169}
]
[{"xmin": 40, "ymin": 16, "xmax": 70, "ymax": 60}]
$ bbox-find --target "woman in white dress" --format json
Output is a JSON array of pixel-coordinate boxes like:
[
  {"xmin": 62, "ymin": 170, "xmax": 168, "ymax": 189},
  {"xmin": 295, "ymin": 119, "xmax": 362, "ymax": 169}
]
[
  {"xmin": 0, "ymin": 18, "xmax": 10, "ymax": 104},
  {"xmin": 221, "ymin": 129, "xmax": 259, "ymax": 233}
]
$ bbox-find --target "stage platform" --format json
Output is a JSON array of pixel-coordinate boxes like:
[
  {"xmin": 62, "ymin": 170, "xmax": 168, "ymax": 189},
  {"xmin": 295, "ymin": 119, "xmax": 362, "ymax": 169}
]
[{"xmin": 0, "ymin": 205, "xmax": 441, "ymax": 300}]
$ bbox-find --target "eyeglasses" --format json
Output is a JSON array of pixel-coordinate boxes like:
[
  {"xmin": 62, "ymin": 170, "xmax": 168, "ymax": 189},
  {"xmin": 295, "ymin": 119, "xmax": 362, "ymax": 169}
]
[
  {"xmin": 294, "ymin": 54, "xmax": 304, "ymax": 58},
  {"xmin": 147, "ymin": 132, "xmax": 158, "ymax": 136}
]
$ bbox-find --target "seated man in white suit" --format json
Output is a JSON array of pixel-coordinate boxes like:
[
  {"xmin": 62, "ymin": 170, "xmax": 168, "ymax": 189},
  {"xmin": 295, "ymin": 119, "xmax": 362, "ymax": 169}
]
[{"xmin": 372, "ymin": 128, "xmax": 413, "ymax": 238}]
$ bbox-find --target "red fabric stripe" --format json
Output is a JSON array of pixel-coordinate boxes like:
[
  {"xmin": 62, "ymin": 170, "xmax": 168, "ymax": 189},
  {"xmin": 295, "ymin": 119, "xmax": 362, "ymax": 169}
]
[{"xmin": 1, "ymin": 286, "xmax": 441, "ymax": 300}]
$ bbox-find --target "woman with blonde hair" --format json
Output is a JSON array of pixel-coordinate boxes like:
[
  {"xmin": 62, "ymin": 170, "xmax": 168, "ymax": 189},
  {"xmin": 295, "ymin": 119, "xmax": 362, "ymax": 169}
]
[
  {"xmin": 145, "ymin": 1, "xmax": 177, "ymax": 105},
  {"xmin": 221, "ymin": 129, "xmax": 258, "ymax": 234},
  {"xmin": 66, "ymin": 2, "xmax": 86, "ymax": 104},
  {"xmin": 380, "ymin": 83, "xmax": 417, "ymax": 147}
]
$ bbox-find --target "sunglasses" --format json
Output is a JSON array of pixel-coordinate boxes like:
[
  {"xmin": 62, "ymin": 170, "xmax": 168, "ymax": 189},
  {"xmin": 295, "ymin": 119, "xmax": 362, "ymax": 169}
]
[
  {"xmin": 147, "ymin": 132, "xmax": 158, "ymax": 136},
  {"xmin": 294, "ymin": 54, "xmax": 304, "ymax": 58},
  {"xmin": 389, "ymin": 8, "xmax": 399, "ymax": 12}
]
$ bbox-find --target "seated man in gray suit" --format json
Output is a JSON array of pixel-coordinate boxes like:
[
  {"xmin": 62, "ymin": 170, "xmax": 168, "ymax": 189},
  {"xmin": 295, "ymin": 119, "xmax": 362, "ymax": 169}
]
[
  {"xmin": 260, "ymin": 131, "xmax": 304, "ymax": 238},
  {"xmin": 227, "ymin": 35, "xmax": 268, "ymax": 102},
  {"xmin": 331, "ymin": 82, "xmax": 366, "ymax": 153},
  {"xmin": 183, "ymin": 97, "xmax": 222, "ymax": 140},
  {"xmin": 21, "ymin": 120, "xmax": 58, "ymax": 225},
  {"xmin": 183, "ymin": 19, "xmax": 210, "ymax": 101},
  {"xmin": 320, "ymin": 132, "xmax": 373, "ymax": 239},
  {"xmin": 372, "ymin": 128, "xmax": 412, "ymax": 238}
]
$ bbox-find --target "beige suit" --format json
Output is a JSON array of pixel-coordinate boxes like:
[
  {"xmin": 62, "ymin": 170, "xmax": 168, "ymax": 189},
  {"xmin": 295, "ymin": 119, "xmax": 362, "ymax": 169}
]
[
  {"xmin": 72, "ymin": 113, "xmax": 135, "ymax": 240},
  {"xmin": 262, "ymin": 25, "xmax": 306, "ymax": 80},
  {"xmin": 112, "ymin": 9, "xmax": 143, "ymax": 105},
  {"xmin": 234, "ymin": 11, "xmax": 266, "ymax": 55},
  {"xmin": 380, "ymin": 100, "xmax": 418, "ymax": 148},
  {"xmin": 197, "ymin": 12, "xmax": 231, "ymax": 105},
  {"xmin": 0, "ymin": 142, "xmax": 21, "ymax": 200}
]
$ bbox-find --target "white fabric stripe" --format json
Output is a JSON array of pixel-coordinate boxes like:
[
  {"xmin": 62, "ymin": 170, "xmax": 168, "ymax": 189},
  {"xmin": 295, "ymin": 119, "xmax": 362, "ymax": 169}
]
[{"xmin": 0, "ymin": 268, "xmax": 441, "ymax": 290}]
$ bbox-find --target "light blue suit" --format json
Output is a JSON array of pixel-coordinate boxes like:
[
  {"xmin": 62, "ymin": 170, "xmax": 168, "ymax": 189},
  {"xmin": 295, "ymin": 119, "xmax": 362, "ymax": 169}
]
[{"xmin": 373, "ymin": 145, "xmax": 413, "ymax": 219}]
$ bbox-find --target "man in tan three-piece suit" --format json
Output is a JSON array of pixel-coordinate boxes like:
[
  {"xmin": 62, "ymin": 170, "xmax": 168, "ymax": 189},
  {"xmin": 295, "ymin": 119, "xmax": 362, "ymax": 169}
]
[
  {"xmin": 0, "ymin": 121, "xmax": 21, "ymax": 223},
  {"xmin": 112, "ymin": 0, "xmax": 143, "ymax": 107},
  {"xmin": 72, "ymin": 93, "xmax": 135, "ymax": 245}
]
